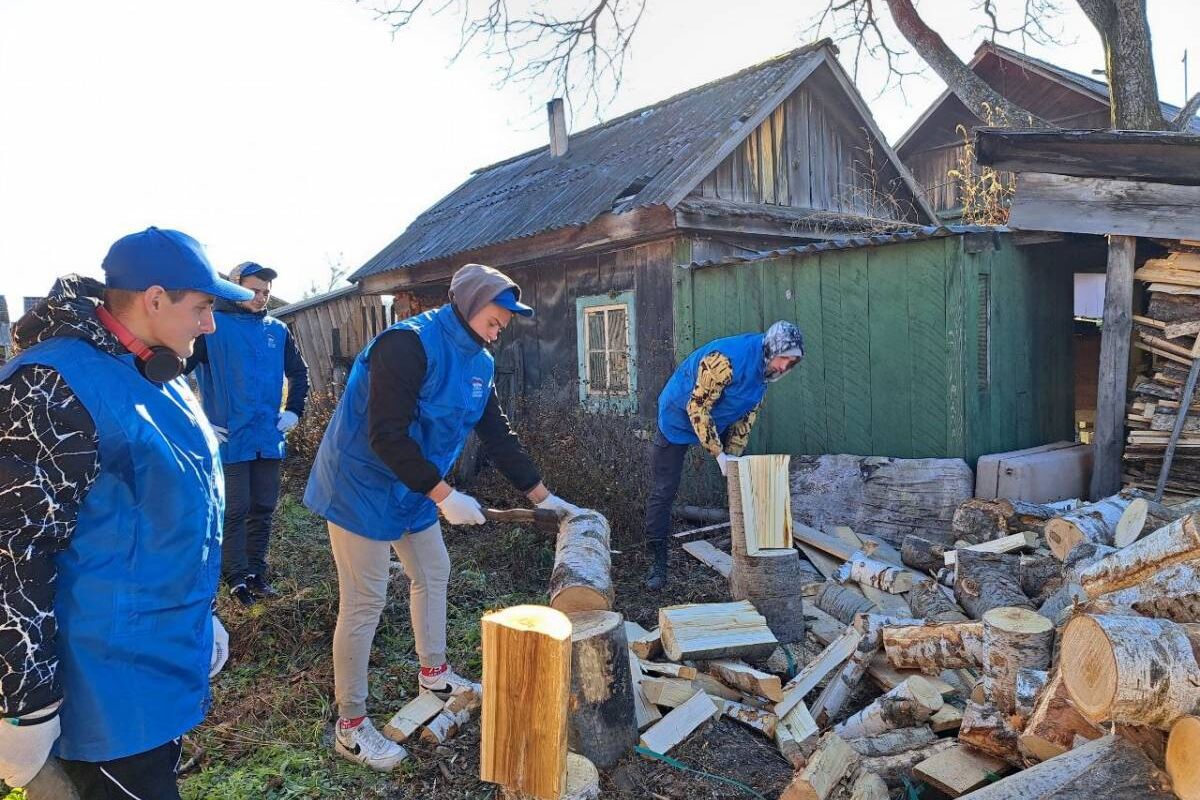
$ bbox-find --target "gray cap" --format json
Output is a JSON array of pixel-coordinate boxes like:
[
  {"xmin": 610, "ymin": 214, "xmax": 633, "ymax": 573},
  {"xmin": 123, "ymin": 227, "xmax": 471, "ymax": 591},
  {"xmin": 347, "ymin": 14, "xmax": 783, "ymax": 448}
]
[{"xmin": 449, "ymin": 263, "xmax": 533, "ymax": 321}]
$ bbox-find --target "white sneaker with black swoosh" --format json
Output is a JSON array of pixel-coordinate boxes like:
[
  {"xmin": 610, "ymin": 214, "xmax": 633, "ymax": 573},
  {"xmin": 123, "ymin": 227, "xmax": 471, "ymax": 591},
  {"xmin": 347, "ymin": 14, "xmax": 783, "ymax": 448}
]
[{"xmin": 334, "ymin": 717, "xmax": 407, "ymax": 771}]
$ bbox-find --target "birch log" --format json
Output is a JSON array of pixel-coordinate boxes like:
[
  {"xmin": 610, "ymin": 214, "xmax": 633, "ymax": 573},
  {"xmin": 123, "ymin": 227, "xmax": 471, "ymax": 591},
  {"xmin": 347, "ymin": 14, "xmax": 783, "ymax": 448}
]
[
  {"xmin": 814, "ymin": 582, "xmax": 875, "ymax": 625},
  {"xmin": 811, "ymin": 631, "xmax": 877, "ymax": 728},
  {"xmin": 1167, "ymin": 715, "xmax": 1200, "ymax": 800},
  {"xmin": 1043, "ymin": 495, "xmax": 1140, "ymax": 561},
  {"xmin": 857, "ymin": 740, "xmax": 955, "ymax": 788},
  {"xmin": 1061, "ymin": 614, "xmax": 1200, "ymax": 728},
  {"xmin": 981, "ymin": 607, "xmax": 1054, "ymax": 715},
  {"xmin": 882, "ymin": 621, "xmax": 983, "ymax": 672},
  {"xmin": 832, "ymin": 676, "xmax": 944, "ymax": 738},
  {"xmin": 957, "ymin": 700, "xmax": 1023, "ymax": 766},
  {"xmin": 549, "ymin": 511, "xmax": 613, "ymax": 613},
  {"xmin": 1088, "ymin": 560, "xmax": 1200, "ymax": 622},
  {"xmin": 848, "ymin": 771, "xmax": 889, "ymax": 800},
  {"xmin": 955, "ymin": 551, "xmax": 1032, "ymax": 619},
  {"xmin": 564, "ymin": 611, "xmax": 637, "ymax": 769},
  {"xmin": 845, "ymin": 725, "xmax": 937, "ymax": 757},
  {"xmin": 837, "ymin": 551, "xmax": 914, "ymax": 594},
  {"xmin": 1078, "ymin": 513, "xmax": 1200, "ymax": 599},
  {"xmin": 909, "ymin": 581, "xmax": 970, "ymax": 622},
  {"xmin": 1014, "ymin": 668, "xmax": 1049, "ymax": 717},
  {"xmin": 1018, "ymin": 670, "xmax": 1104, "ymax": 763}
]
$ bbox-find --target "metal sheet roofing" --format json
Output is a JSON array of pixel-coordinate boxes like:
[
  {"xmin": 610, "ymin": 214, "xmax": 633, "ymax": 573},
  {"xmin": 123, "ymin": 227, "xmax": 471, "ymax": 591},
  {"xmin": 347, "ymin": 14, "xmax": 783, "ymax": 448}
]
[
  {"xmin": 350, "ymin": 42, "xmax": 833, "ymax": 282},
  {"xmin": 273, "ymin": 283, "xmax": 359, "ymax": 317}
]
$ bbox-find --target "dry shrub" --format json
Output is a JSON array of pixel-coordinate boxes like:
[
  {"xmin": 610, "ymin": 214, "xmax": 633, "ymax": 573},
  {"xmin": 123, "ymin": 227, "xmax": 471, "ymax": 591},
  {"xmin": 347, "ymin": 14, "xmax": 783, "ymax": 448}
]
[
  {"xmin": 281, "ymin": 390, "xmax": 337, "ymax": 491},
  {"xmin": 949, "ymin": 103, "xmax": 1016, "ymax": 225}
]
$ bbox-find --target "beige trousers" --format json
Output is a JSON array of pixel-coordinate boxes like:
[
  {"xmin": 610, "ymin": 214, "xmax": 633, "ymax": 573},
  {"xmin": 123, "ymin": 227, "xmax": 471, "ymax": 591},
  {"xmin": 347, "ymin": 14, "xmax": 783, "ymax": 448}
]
[{"xmin": 328, "ymin": 520, "xmax": 450, "ymax": 719}]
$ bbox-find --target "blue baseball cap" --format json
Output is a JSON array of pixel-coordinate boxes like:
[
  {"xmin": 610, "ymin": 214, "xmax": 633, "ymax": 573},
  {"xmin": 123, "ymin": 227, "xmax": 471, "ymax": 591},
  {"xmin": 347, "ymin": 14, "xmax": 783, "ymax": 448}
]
[
  {"xmin": 492, "ymin": 287, "xmax": 534, "ymax": 318},
  {"xmin": 102, "ymin": 227, "xmax": 254, "ymax": 302}
]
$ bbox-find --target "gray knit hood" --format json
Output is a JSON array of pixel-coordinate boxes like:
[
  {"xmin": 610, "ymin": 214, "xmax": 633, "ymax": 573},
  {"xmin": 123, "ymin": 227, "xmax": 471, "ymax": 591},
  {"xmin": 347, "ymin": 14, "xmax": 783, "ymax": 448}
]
[{"xmin": 763, "ymin": 320, "xmax": 805, "ymax": 381}]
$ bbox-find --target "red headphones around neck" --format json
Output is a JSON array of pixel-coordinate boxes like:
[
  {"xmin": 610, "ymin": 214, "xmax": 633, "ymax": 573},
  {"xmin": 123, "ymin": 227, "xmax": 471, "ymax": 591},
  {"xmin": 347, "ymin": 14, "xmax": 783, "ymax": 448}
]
[{"xmin": 95, "ymin": 304, "xmax": 186, "ymax": 383}]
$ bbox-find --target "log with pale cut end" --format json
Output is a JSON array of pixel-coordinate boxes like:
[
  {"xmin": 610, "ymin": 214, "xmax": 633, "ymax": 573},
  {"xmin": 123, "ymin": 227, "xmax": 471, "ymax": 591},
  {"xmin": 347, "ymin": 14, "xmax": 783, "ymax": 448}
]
[
  {"xmin": 549, "ymin": 510, "xmax": 613, "ymax": 613},
  {"xmin": 1015, "ymin": 668, "xmax": 1049, "ymax": 718},
  {"xmin": 882, "ymin": 620, "xmax": 983, "ymax": 672},
  {"xmin": 1124, "ymin": 495, "xmax": 1186, "ymax": 545},
  {"xmin": 858, "ymin": 739, "xmax": 956, "ymax": 788},
  {"xmin": 845, "ymin": 725, "xmax": 937, "ymax": 757},
  {"xmin": 837, "ymin": 551, "xmax": 914, "ymax": 594},
  {"xmin": 729, "ymin": 546, "xmax": 807, "ymax": 643},
  {"xmin": 624, "ymin": 621, "xmax": 662, "ymax": 660},
  {"xmin": 913, "ymin": 743, "xmax": 1011, "ymax": 797},
  {"xmin": 902, "ymin": 534, "xmax": 950, "ymax": 573},
  {"xmin": 981, "ymin": 607, "xmax": 1053, "ymax": 715},
  {"xmin": 702, "ymin": 659, "xmax": 781, "ymax": 702},
  {"xmin": 955, "ymin": 735, "xmax": 1174, "ymax": 799},
  {"xmin": 1078, "ymin": 513, "xmax": 1200, "ymax": 599},
  {"xmin": 658, "ymin": 601, "xmax": 777, "ymax": 662},
  {"xmin": 909, "ymin": 581, "xmax": 970, "ymax": 622},
  {"xmin": 814, "ymin": 582, "xmax": 875, "ymax": 625},
  {"xmin": 564, "ymin": 610, "xmax": 637, "ymax": 769},
  {"xmin": 639, "ymin": 660, "xmax": 697, "ymax": 680},
  {"xmin": 1017, "ymin": 670, "xmax": 1104, "ymax": 764},
  {"xmin": 1168, "ymin": 715, "xmax": 1200, "ymax": 800},
  {"xmin": 954, "ymin": 550, "xmax": 1032, "ymax": 619},
  {"xmin": 779, "ymin": 732, "xmax": 859, "ymax": 800},
  {"xmin": 640, "ymin": 677, "xmax": 701, "ymax": 709},
  {"xmin": 501, "ymin": 753, "xmax": 600, "ymax": 800},
  {"xmin": 1061, "ymin": 613, "xmax": 1200, "ymax": 728},
  {"xmin": 832, "ymin": 676, "xmax": 944, "ymax": 739},
  {"xmin": 957, "ymin": 700, "xmax": 1022, "ymax": 766},
  {"xmin": 1088, "ymin": 559, "xmax": 1200, "ymax": 622},
  {"xmin": 1044, "ymin": 495, "xmax": 1139, "ymax": 560},
  {"xmin": 848, "ymin": 771, "xmax": 889, "ymax": 800},
  {"xmin": 943, "ymin": 533, "xmax": 1035, "ymax": 566},
  {"xmin": 481, "ymin": 605, "xmax": 572, "ymax": 800},
  {"xmin": 1113, "ymin": 497, "xmax": 1151, "ymax": 547}
]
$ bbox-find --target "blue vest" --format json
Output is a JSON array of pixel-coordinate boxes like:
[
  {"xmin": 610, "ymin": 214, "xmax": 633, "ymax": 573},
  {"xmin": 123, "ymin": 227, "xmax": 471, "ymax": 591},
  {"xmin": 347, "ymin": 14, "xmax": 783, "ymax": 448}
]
[
  {"xmin": 0, "ymin": 337, "xmax": 223, "ymax": 762},
  {"xmin": 304, "ymin": 305, "xmax": 493, "ymax": 540},
  {"xmin": 195, "ymin": 311, "xmax": 289, "ymax": 463},
  {"xmin": 658, "ymin": 332, "xmax": 768, "ymax": 446}
]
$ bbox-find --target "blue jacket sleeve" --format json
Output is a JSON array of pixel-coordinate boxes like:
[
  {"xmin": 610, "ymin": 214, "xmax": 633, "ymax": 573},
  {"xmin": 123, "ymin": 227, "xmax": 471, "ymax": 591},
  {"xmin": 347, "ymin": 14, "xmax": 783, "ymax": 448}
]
[{"xmin": 282, "ymin": 326, "xmax": 310, "ymax": 417}]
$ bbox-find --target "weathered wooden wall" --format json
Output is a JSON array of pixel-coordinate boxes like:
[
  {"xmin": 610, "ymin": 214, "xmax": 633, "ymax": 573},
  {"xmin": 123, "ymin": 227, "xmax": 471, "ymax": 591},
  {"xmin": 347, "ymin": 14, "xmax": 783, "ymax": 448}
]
[
  {"xmin": 278, "ymin": 290, "xmax": 389, "ymax": 392},
  {"xmin": 673, "ymin": 233, "xmax": 1076, "ymax": 463}
]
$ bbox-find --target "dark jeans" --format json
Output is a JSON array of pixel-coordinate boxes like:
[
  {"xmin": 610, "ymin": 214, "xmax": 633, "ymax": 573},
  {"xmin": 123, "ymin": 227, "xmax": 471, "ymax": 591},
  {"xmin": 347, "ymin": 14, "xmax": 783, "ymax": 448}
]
[
  {"xmin": 222, "ymin": 457, "xmax": 282, "ymax": 585},
  {"xmin": 58, "ymin": 738, "xmax": 182, "ymax": 800},
  {"xmin": 643, "ymin": 430, "xmax": 690, "ymax": 546}
]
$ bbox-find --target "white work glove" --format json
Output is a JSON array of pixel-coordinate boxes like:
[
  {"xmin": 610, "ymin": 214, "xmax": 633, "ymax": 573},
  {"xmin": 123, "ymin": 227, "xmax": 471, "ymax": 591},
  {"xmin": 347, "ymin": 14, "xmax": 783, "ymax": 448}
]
[
  {"xmin": 0, "ymin": 700, "xmax": 62, "ymax": 788},
  {"xmin": 211, "ymin": 424, "xmax": 229, "ymax": 443},
  {"xmin": 276, "ymin": 410, "xmax": 299, "ymax": 434},
  {"xmin": 716, "ymin": 452, "xmax": 730, "ymax": 477},
  {"xmin": 210, "ymin": 615, "xmax": 229, "ymax": 678},
  {"xmin": 535, "ymin": 493, "xmax": 584, "ymax": 520},
  {"xmin": 437, "ymin": 489, "xmax": 486, "ymax": 526}
]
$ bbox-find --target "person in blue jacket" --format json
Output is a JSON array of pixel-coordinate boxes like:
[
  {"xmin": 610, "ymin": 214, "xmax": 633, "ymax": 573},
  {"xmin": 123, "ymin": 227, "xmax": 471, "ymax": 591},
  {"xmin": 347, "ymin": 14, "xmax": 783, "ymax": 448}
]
[
  {"xmin": 304, "ymin": 263, "xmax": 581, "ymax": 771},
  {"xmin": 189, "ymin": 261, "xmax": 310, "ymax": 606},
  {"xmin": 0, "ymin": 228, "xmax": 247, "ymax": 798},
  {"xmin": 644, "ymin": 321, "xmax": 805, "ymax": 590}
]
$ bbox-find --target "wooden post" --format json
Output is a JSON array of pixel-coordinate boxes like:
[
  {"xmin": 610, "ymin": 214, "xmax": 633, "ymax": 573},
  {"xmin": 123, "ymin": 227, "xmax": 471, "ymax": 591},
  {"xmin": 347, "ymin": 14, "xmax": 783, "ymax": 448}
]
[
  {"xmin": 481, "ymin": 605, "xmax": 573, "ymax": 800},
  {"xmin": 564, "ymin": 611, "xmax": 637, "ymax": 769},
  {"xmin": 981, "ymin": 607, "xmax": 1054, "ymax": 715},
  {"xmin": 549, "ymin": 510, "xmax": 614, "ymax": 613},
  {"xmin": 1091, "ymin": 234, "xmax": 1137, "ymax": 501}
]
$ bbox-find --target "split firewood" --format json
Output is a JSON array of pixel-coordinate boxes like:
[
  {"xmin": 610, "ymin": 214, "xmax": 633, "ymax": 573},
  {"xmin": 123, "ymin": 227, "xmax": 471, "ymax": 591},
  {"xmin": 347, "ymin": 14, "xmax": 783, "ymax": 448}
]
[
  {"xmin": 422, "ymin": 686, "xmax": 480, "ymax": 743},
  {"xmin": 702, "ymin": 659, "xmax": 781, "ymax": 702},
  {"xmin": 857, "ymin": 739, "xmax": 955, "ymax": 788},
  {"xmin": 836, "ymin": 551, "xmax": 914, "ymax": 594},
  {"xmin": 981, "ymin": 607, "xmax": 1053, "ymax": 715},
  {"xmin": 499, "ymin": 752, "xmax": 601, "ymax": 800},
  {"xmin": 1018, "ymin": 670, "xmax": 1104, "ymax": 763},
  {"xmin": 867, "ymin": 654, "xmax": 960, "ymax": 697},
  {"xmin": 909, "ymin": 581, "xmax": 970, "ymax": 622},
  {"xmin": 1167, "ymin": 715, "xmax": 1200, "ymax": 800},
  {"xmin": 848, "ymin": 771, "xmax": 889, "ymax": 800},
  {"xmin": 1114, "ymin": 722, "xmax": 1167, "ymax": 768},
  {"xmin": 1061, "ymin": 613, "xmax": 1200, "ymax": 728},
  {"xmin": 779, "ymin": 732, "xmax": 859, "ymax": 800},
  {"xmin": 1014, "ymin": 668, "xmax": 1049, "ymax": 718},
  {"xmin": 1087, "ymin": 559, "xmax": 1200, "ymax": 622},
  {"xmin": 943, "ymin": 533, "xmax": 1036, "ymax": 566},
  {"xmin": 549, "ymin": 510, "xmax": 614, "ymax": 612},
  {"xmin": 658, "ymin": 601, "xmax": 777, "ymax": 662},
  {"xmin": 810, "ymin": 628, "xmax": 879, "ymax": 728},
  {"xmin": 726, "ymin": 455, "xmax": 792, "ymax": 554},
  {"xmin": 954, "ymin": 735, "xmax": 1174, "ymax": 799},
  {"xmin": 715, "ymin": 697, "xmax": 778, "ymax": 738},
  {"xmin": 637, "ymin": 690, "xmax": 720, "ymax": 755},
  {"xmin": 779, "ymin": 699, "xmax": 819, "ymax": 749},
  {"xmin": 814, "ymin": 582, "xmax": 875, "ymax": 625},
  {"xmin": 681, "ymin": 540, "xmax": 732, "ymax": 578},
  {"xmin": 640, "ymin": 677, "xmax": 702, "ymax": 709},
  {"xmin": 844, "ymin": 725, "xmax": 936, "ymax": 757},
  {"xmin": 776, "ymin": 627, "xmax": 863, "ymax": 718},
  {"xmin": 952, "ymin": 498, "xmax": 1057, "ymax": 545},
  {"xmin": 957, "ymin": 700, "xmax": 1022, "ymax": 766},
  {"xmin": 382, "ymin": 692, "xmax": 444, "ymax": 743},
  {"xmin": 929, "ymin": 703, "xmax": 964, "ymax": 732},
  {"xmin": 639, "ymin": 660, "xmax": 697, "ymax": 680},
  {"xmin": 913, "ymin": 743, "xmax": 1011, "ymax": 797},
  {"xmin": 688, "ymin": 671, "xmax": 743, "ymax": 702},
  {"xmin": 832, "ymin": 676, "xmax": 944, "ymax": 739},
  {"xmin": 1044, "ymin": 495, "xmax": 1143, "ymax": 560},
  {"xmin": 775, "ymin": 724, "xmax": 809, "ymax": 770},
  {"xmin": 1077, "ymin": 513, "xmax": 1200, "ymax": 599},
  {"xmin": 954, "ymin": 550, "xmax": 1032, "ymax": 619},
  {"xmin": 882, "ymin": 620, "xmax": 983, "ymax": 672},
  {"xmin": 624, "ymin": 621, "xmax": 662, "ymax": 660},
  {"xmin": 901, "ymin": 534, "xmax": 950, "ymax": 573},
  {"xmin": 564, "ymin": 611, "xmax": 638, "ymax": 769},
  {"xmin": 624, "ymin": 638, "xmax": 662, "ymax": 731}
]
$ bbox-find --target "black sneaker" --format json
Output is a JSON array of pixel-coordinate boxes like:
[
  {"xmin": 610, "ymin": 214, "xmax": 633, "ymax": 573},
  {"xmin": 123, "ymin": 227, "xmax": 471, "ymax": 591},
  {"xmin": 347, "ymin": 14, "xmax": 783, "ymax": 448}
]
[
  {"xmin": 246, "ymin": 574, "xmax": 280, "ymax": 600},
  {"xmin": 229, "ymin": 583, "xmax": 258, "ymax": 607}
]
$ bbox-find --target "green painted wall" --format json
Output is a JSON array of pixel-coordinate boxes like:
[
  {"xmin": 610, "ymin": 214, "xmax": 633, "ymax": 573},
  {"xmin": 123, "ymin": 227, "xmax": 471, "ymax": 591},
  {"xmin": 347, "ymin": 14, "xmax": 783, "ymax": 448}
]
[{"xmin": 673, "ymin": 234, "xmax": 1074, "ymax": 464}]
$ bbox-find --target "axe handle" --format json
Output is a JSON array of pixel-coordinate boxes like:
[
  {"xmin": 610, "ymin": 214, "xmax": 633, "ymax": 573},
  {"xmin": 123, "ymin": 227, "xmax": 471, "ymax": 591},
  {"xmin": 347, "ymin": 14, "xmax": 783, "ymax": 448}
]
[{"xmin": 483, "ymin": 507, "xmax": 560, "ymax": 530}]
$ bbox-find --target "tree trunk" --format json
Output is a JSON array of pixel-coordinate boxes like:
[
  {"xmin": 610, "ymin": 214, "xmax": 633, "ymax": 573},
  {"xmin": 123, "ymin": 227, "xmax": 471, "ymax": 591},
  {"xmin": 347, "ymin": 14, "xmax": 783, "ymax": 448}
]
[
  {"xmin": 1078, "ymin": 513, "xmax": 1200, "ymax": 599},
  {"xmin": 549, "ymin": 510, "xmax": 613, "ymax": 613},
  {"xmin": 857, "ymin": 740, "xmax": 956, "ymax": 788},
  {"xmin": 909, "ymin": 581, "xmax": 970, "ymax": 622},
  {"xmin": 1061, "ymin": 613, "xmax": 1200, "ymax": 728},
  {"xmin": 882, "ymin": 621, "xmax": 983, "ymax": 672},
  {"xmin": 981, "ymin": 607, "xmax": 1054, "ymax": 715},
  {"xmin": 1079, "ymin": 0, "xmax": 1166, "ymax": 129},
  {"xmin": 730, "ymin": 547, "xmax": 807, "ymax": 644},
  {"xmin": 814, "ymin": 582, "xmax": 875, "ymax": 625},
  {"xmin": 1167, "ymin": 715, "xmax": 1200, "ymax": 800},
  {"xmin": 845, "ymin": 725, "xmax": 937, "ymax": 757},
  {"xmin": 500, "ymin": 753, "xmax": 600, "ymax": 800},
  {"xmin": 1044, "ymin": 495, "xmax": 1140, "ymax": 560},
  {"xmin": 564, "ymin": 611, "xmax": 637, "ymax": 769},
  {"xmin": 955, "ymin": 550, "xmax": 1032, "ymax": 619},
  {"xmin": 958, "ymin": 701, "xmax": 1023, "ymax": 766},
  {"xmin": 832, "ymin": 676, "xmax": 943, "ymax": 739},
  {"xmin": 1018, "ymin": 670, "xmax": 1105, "ymax": 764}
]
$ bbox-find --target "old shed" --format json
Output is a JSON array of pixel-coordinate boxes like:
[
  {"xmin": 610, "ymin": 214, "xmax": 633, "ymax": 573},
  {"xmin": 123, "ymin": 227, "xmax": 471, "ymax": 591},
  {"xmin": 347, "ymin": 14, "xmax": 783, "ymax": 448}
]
[
  {"xmin": 676, "ymin": 227, "xmax": 1093, "ymax": 464},
  {"xmin": 274, "ymin": 285, "xmax": 391, "ymax": 392}
]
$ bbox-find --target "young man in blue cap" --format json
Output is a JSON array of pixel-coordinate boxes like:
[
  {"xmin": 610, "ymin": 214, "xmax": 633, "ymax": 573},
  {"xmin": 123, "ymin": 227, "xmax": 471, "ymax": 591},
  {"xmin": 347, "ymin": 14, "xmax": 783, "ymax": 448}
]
[
  {"xmin": 305, "ymin": 263, "xmax": 581, "ymax": 771},
  {"xmin": 189, "ymin": 261, "xmax": 310, "ymax": 606},
  {"xmin": 0, "ymin": 227, "xmax": 248, "ymax": 798},
  {"xmin": 644, "ymin": 321, "xmax": 805, "ymax": 590}
]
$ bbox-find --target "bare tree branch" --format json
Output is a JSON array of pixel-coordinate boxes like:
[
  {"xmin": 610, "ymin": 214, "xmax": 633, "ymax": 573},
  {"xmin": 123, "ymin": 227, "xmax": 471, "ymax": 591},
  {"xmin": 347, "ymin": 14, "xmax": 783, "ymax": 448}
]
[{"xmin": 1172, "ymin": 92, "xmax": 1200, "ymax": 131}]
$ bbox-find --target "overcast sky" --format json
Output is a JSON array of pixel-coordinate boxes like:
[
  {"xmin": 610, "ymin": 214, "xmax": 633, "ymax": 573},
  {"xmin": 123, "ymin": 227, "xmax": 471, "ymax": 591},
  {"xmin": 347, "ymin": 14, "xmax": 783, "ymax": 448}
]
[{"xmin": 1, "ymin": 0, "xmax": 1195, "ymax": 315}]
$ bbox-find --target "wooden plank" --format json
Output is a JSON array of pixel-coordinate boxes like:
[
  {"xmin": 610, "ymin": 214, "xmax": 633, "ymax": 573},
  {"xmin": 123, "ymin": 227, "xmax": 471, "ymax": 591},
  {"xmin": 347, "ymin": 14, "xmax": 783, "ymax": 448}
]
[
  {"xmin": 798, "ymin": 544, "xmax": 841, "ymax": 580},
  {"xmin": 776, "ymin": 627, "xmax": 863, "ymax": 718},
  {"xmin": 913, "ymin": 743, "xmax": 1009, "ymax": 797},
  {"xmin": 637, "ymin": 690, "xmax": 720, "ymax": 755},
  {"xmin": 1007, "ymin": 172, "xmax": 1200, "ymax": 240},
  {"xmin": 942, "ymin": 533, "xmax": 1034, "ymax": 565},
  {"xmin": 946, "ymin": 237, "xmax": 967, "ymax": 458},
  {"xmin": 672, "ymin": 521, "xmax": 732, "ymax": 542},
  {"xmin": 1092, "ymin": 235, "xmax": 1137, "ymax": 500},
  {"xmin": 780, "ymin": 699, "xmax": 819, "ymax": 743},
  {"xmin": 681, "ymin": 540, "xmax": 732, "ymax": 578},
  {"xmin": 794, "ymin": 255, "xmax": 828, "ymax": 453},
  {"xmin": 658, "ymin": 601, "xmax": 778, "ymax": 662},
  {"xmin": 820, "ymin": 252, "xmax": 848, "ymax": 450},
  {"xmin": 868, "ymin": 654, "xmax": 957, "ymax": 697},
  {"xmin": 868, "ymin": 241, "xmax": 913, "ymax": 456}
]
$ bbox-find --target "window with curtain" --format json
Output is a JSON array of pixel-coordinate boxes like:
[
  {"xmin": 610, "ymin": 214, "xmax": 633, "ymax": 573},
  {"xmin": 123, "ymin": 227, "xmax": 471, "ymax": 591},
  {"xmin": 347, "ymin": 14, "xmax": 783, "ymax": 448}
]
[{"xmin": 575, "ymin": 291, "xmax": 637, "ymax": 412}]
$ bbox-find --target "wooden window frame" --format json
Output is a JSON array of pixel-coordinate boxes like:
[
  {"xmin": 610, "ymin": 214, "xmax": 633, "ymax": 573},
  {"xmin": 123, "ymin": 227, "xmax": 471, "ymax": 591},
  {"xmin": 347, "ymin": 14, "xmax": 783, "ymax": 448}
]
[{"xmin": 575, "ymin": 291, "xmax": 637, "ymax": 413}]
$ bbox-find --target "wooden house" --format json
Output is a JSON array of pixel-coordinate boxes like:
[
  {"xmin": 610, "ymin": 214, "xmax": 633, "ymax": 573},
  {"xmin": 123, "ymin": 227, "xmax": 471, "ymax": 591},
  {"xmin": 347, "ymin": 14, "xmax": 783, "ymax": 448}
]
[
  {"xmin": 274, "ymin": 284, "xmax": 392, "ymax": 392},
  {"xmin": 348, "ymin": 40, "xmax": 936, "ymax": 415},
  {"xmin": 898, "ymin": 42, "xmax": 1200, "ymax": 217}
]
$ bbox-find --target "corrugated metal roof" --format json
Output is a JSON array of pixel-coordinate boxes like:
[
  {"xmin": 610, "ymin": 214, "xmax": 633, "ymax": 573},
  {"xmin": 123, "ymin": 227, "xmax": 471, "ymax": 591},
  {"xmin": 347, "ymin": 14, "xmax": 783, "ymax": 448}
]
[
  {"xmin": 351, "ymin": 42, "xmax": 833, "ymax": 282},
  {"xmin": 686, "ymin": 224, "xmax": 1006, "ymax": 269},
  {"xmin": 273, "ymin": 283, "xmax": 359, "ymax": 317}
]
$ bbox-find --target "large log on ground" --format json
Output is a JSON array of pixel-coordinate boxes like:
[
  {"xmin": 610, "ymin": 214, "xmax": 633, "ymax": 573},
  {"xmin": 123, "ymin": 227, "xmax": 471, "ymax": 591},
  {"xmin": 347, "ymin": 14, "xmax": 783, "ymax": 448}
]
[
  {"xmin": 1061, "ymin": 613, "xmax": 1200, "ymax": 728},
  {"xmin": 981, "ymin": 607, "xmax": 1054, "ymax": 715},
  {"xmin": 549, "ymin": 511, "xmax": 613, "ymax": 613},
  {"xmin": 729, "ymin": 547, "xmax": 807, "ymax": 643},
  {"xmin": 564, "ymin": 611, "xmax": 637, "ymax": 769},
  {"xmin": 909, "ymin": 581, "xmax": 970, "ymax": 622},
  {"xmin": 1167, "ymin": 715, "xmax": 1200, "ymax": 800},
  {"xmin": 779, "ymin": 731, "xmax": 859, "ymax": 800},
  {"xmin": 789, "ymin": 454, "xmax": 973, "ymax": 546},
  {"xmin": 658, "ymin": 601, "xmax": 777, "ymax": 662},
  {"xmin": 499, "ymin": 753, "xmax": 601, "ymax": 800},
  {"xmin": 832, "ymin": 676, "xmax": 943, "ymax": 738},
  {"xmin": 481, "ymin": 605, "xmax": 572, "ymax": 800},
  {"xmin": 845, "ymin": 725, "xmax": 937, "ymax": 757},
  {"xmin": 1088, "ymin": 559, "xmax": 1200, "ymax": 622},
  {"xmin": 1017, "ymin": 670, "xmax": 1104, "ymax": 763},
  {"xmin": 954, "ymin": 551, "xmax": 1032, "ymax": 619},
  {"xmin": 957, "ymin": 700, "xmax": 1023, "ymax": 766},
  {"xmin": 813, "ymin": 582, "xmax": 875, "ymax": 625},
  {"xmin": 1044, "ymin": 495, "xmax": 1142, "ymax": 560},
  {"xmin": 954, "ymin": 735, "xmax": 1174, "ymax": 799},
  {"xmin": 952, "ymin": 498, "xmax": 1058, "ymax": 545},
  {"xmin": 1078, "ymin": 513, "xmax": 1200, "ymax": 599},
  {"xmin": 857, "ymin": 740, "xmax": 955, "ymax": 788},
  {"xmin": 882, "ymin": 621, "xmax": 983, "ymax": 672}
]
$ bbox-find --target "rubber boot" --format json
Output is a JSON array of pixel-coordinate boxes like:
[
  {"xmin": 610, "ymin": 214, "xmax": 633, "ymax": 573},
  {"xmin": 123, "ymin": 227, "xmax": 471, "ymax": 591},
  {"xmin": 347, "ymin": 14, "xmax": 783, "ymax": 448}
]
[{"xmin": 645, "ymin": 541, "xmax": 669, "ymax": 591}]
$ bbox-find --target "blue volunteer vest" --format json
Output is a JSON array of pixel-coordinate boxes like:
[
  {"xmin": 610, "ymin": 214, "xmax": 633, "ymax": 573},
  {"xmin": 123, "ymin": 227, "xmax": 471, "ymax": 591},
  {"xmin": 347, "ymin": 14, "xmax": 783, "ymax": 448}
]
[
  {"xmin": 0, "ymin": 337, "xmax": 223, "ymax": 762},
  {"xmin": 195, "ymin": 311, "xmax": 289, "ymax": 463},
  {"xmin": 304, "ymin": 304, "xmax": 493, "ymax": 539},
  {"xmin": 657, "ymin": 332, "xmax": 768, "ymax": 446}
]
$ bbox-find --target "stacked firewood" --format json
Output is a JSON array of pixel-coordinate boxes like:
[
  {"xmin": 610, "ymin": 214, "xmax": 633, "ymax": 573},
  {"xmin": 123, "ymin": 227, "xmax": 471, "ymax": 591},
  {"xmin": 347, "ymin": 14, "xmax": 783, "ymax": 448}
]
[{"xmin": 1126, "ymin": 250, "xmax": 1200, "ymax": 495}]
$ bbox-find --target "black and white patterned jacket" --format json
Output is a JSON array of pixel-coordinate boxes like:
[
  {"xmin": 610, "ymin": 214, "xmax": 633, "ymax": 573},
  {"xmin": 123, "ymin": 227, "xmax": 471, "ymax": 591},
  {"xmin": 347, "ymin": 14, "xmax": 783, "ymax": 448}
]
[{"xmin": 0, "ymin": 275, "xmax": 117, "ymax": 716}]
